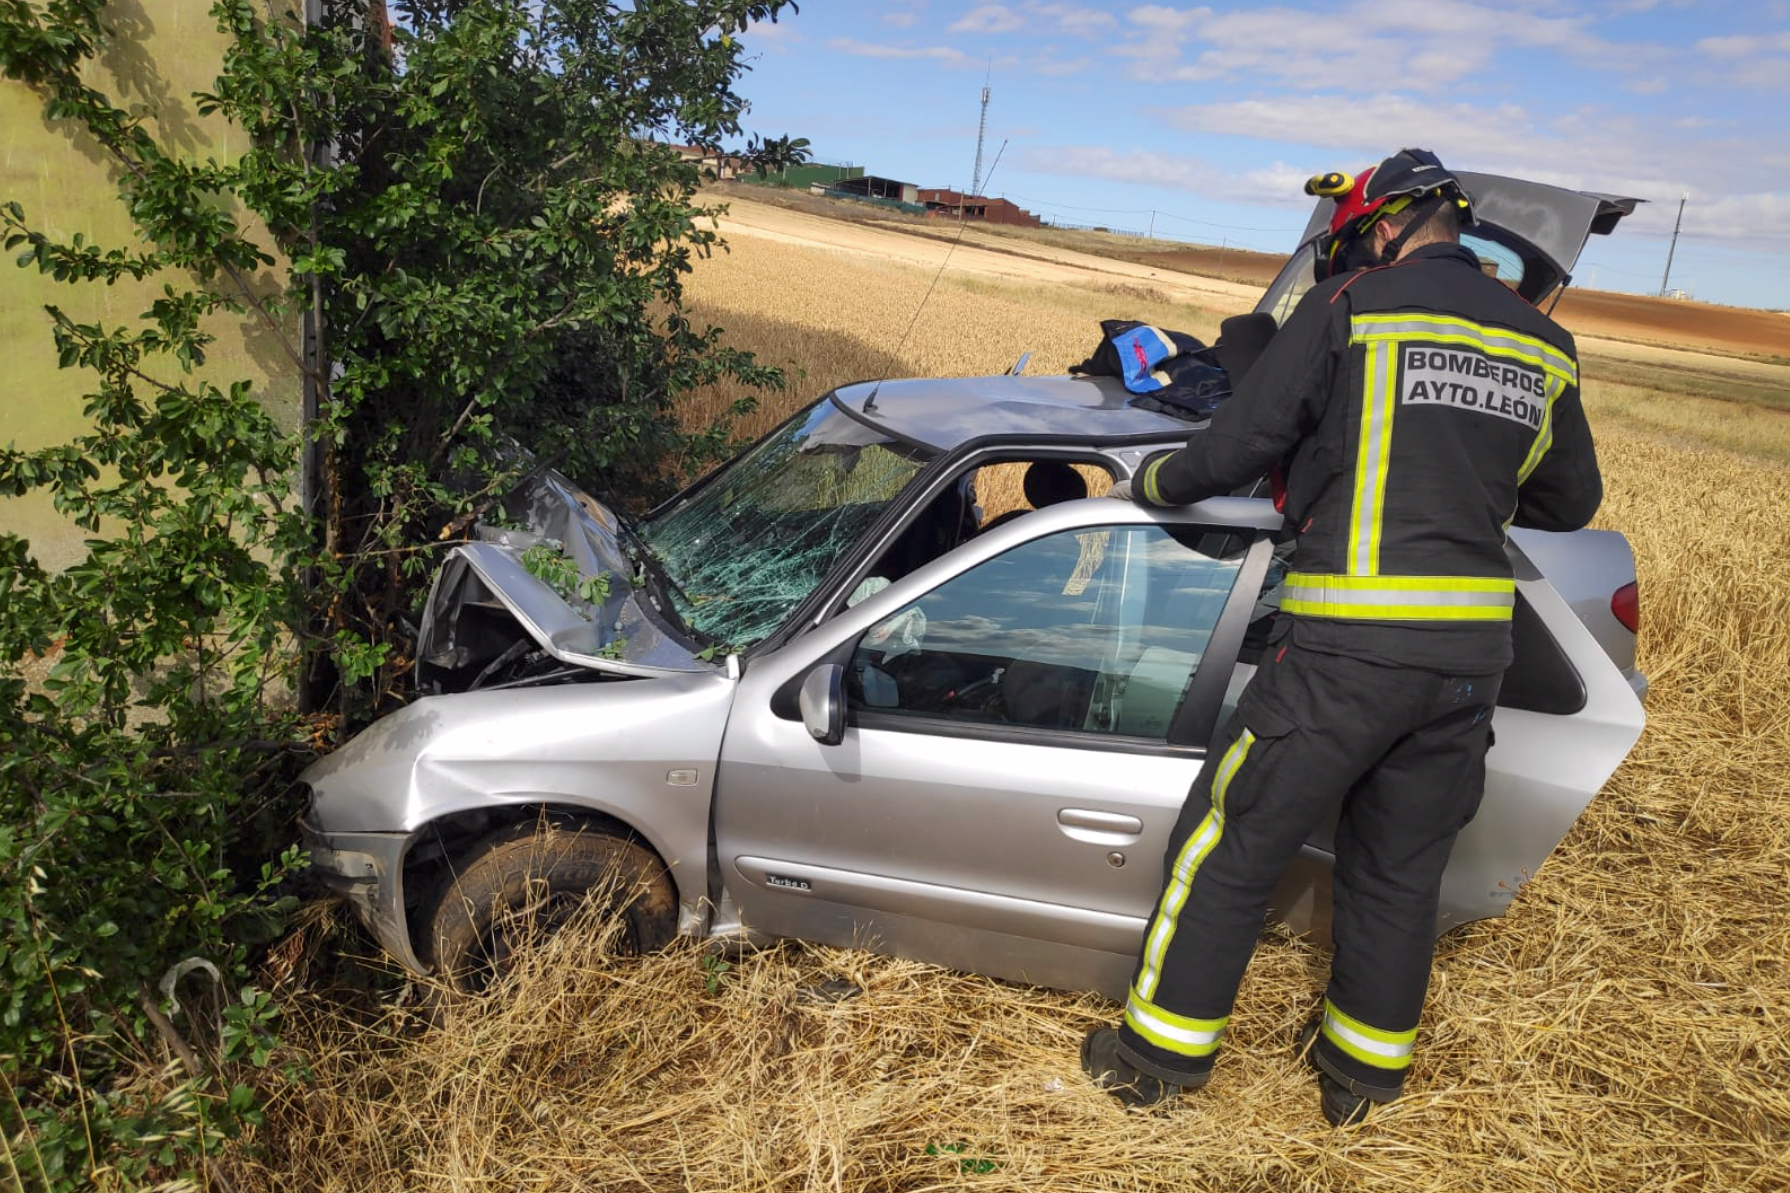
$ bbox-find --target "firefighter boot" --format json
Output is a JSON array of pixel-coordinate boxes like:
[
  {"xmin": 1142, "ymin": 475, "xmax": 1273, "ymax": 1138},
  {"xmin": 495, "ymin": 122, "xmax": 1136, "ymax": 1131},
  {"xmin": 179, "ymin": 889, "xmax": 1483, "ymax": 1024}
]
[
  {"xmin": 1081, "ymin": 1027, "xmax": 1207, "ymax": 1108},
  {"xmin": 1297, "ymin": 1018, "xmax": 1373, "ymax": 1127}
]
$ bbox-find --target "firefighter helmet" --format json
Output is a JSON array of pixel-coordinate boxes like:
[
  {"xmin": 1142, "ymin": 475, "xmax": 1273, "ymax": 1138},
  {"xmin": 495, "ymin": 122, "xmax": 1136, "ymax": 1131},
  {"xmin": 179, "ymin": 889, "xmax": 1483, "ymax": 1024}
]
[{"xmin": 1305, "ymin": 149, "xmax": 1474, "ymax": 281}]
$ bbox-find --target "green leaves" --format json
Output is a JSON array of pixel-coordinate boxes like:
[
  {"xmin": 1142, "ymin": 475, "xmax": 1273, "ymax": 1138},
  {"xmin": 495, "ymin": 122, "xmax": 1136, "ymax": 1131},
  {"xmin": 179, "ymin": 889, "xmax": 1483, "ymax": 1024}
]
[
  {"xmin": 1, "ymin": 1, "xmax": 317, "ymax": 1185},
  {"xmin": 1, "ymin": 0, "xmax": 800, "ymax": 1184},
  {"xmin": 521, "ymin": 541, "xmax": 613, "ymax": 619},
  {"xmin": 219, "ymin": 0, "xmax": 801, "ymax": 713}
]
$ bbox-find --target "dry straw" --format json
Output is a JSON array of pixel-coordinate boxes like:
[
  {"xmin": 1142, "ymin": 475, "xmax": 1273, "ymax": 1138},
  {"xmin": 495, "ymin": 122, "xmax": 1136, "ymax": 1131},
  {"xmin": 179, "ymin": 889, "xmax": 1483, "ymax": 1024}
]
[{"xmin": 229, "ymin": 232, "xmax": 1790, "ymax": 1191}]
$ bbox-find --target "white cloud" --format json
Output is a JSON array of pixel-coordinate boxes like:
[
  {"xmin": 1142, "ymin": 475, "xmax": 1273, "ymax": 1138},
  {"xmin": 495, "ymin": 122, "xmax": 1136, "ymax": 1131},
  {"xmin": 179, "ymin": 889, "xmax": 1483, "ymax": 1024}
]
[
  {"xmin": 882, "ymin": 0, "xmax": 928, "ymax": 29},
  {"xmin": 1671, "ymin": 192, "xmax": 1790, "ymax": 244},
  {"xmin": 742, "ymin": 19, "xmax": 799, "ymax": 52},
  {"xmin": 1696, "ymin": 34, "xmax": 1756, "ymax": 58},
  {"xmin": 1026, "ymin": 3, "xmax": 1120, "ymax": 34},
  {"xmin": 948, "ymin": 2, "xmax": 1121, "ymax": 36},
  {"xmin": 1722, "ymin": 56, "xmax": 1790, "ymax": 89},
  {"xmin": 951, "ymin": 5, "xmax": 1027, "ymax": 33},
  {"xmin": 827, "ymin": 37, "xmax": 973, "ymax": 67},
  {"xmin": 1013, "ymin": 143, "xmax": 1318, "ymax": 213},
  {"xmin": 1692, "ymin": 30, "xmax": 1790, "ymax": 89},
  {"xmin": 1697, "ymin": 31, "xmax": 1790, "ymax": 57},
  {"xmin": 1354, "ymin": 0, "xmax": 1585, "ymax": 47},
  {"xmin": 1113, "ymin": 0, "xmax": 1661, "ymax": 91},
  {"xmin": 1136, "ymin": 92, "xmax": 1790, "ymax": 244},
  {"xmin": 1034, "ymin": 53, "xmax": 1094, "ymax": 76},
  {"xmin": 1021, "ymin": 135, "xmax": 1790, "ymax": 247},
  {"xmin": 1157, "ymin": 94, "xmax": 1544, "ymax": 164},
  {"xmin": 1125, "ymin": 4, "xmax": 1208, "ymax": 35}
]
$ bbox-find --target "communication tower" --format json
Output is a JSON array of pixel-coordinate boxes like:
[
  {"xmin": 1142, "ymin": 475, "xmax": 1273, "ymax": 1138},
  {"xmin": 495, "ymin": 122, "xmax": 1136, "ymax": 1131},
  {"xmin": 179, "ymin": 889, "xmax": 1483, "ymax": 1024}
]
[
  {"xmin": 1659, "ymin": 192, "xmax": 1687, "ymax": 298},
  {"xmin": 971, "ymin": 77, "xmax": 991, "ymax": 197}
]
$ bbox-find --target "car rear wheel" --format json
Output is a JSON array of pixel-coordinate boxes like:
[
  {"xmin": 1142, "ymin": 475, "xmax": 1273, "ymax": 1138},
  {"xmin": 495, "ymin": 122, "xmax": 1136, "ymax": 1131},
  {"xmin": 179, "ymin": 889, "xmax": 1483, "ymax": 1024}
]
[{"xmin": 422, "ymin": 821, "xmax": 677, "ymax": 994}]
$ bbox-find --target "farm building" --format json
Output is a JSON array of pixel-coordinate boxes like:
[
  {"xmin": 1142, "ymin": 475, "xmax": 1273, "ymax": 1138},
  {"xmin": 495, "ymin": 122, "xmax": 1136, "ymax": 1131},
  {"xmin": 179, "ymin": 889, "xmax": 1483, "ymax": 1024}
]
[
  {"xmin": 745, "ymin": 162, "xmax": 866, "ymax": 190},
  {"xmin": 917, "ymin": 189, "xmax": 1043, "ymax": 227},
  {"xmin": 663, "ymin": 143, "xmax": 749, "ymax": 179},
  {"xmin": 830, "ymin": 174, "xmax": 921, "ymax": 205}
]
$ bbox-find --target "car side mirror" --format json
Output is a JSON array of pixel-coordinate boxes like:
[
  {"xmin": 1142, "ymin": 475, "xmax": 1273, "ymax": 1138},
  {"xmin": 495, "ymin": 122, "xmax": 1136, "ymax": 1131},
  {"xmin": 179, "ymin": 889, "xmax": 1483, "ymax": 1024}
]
[{"xmin": 799, "ymin": 663, "xmax": 846, "ymax": 746}]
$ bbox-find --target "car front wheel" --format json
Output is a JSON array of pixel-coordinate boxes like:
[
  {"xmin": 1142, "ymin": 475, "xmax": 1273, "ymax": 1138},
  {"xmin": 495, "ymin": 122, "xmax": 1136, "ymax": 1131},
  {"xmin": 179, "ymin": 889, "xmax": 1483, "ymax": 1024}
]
[{"xmin": 422, "ymin": 821, "xmax": 677, "ymax": 994}]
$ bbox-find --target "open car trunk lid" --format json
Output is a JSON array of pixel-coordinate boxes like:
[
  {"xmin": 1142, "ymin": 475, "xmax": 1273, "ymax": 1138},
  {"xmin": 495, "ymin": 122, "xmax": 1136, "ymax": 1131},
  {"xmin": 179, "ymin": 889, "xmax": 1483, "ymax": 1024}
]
[{"xmin": 415, "ymin": 469, "xmax": 716, "ymax": 691}]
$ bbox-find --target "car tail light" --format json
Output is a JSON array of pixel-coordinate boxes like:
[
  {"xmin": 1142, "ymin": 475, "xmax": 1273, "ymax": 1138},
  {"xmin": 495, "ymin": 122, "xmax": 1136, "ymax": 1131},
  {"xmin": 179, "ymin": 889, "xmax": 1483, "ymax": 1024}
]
[{"xmin": 1611, "ymin": 581, "xmax": 1640, "ymax": 634}]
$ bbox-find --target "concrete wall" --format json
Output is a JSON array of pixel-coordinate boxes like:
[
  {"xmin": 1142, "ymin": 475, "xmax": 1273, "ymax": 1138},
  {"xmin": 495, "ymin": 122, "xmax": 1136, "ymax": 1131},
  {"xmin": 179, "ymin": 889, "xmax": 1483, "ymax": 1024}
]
[{"xmin": 0, "ymin": 1, "xmax": 298, "ymax": 570}]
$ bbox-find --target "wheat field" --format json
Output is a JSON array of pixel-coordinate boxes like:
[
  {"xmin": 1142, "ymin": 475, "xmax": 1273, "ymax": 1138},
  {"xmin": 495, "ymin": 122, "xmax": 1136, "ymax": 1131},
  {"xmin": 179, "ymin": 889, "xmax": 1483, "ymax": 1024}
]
[{"xmin": 231, "ymin": 231, "xmax": 1790, "ymax": 1192}]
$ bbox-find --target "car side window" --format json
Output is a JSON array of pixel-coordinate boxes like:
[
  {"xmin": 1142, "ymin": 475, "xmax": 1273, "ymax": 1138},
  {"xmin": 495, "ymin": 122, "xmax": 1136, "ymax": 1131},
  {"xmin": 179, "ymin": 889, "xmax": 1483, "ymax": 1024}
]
[{"xmin": 848, "ymin": 524, "xmax": 1248, "ymax": 741}]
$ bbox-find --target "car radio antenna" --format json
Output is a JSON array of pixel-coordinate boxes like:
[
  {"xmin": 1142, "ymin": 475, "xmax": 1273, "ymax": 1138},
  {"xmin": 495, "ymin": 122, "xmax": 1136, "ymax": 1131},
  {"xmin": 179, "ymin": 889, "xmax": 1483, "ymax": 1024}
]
[{"xmin": 863, "ymin": 138, "xmax": 1009, "ymax": 413}]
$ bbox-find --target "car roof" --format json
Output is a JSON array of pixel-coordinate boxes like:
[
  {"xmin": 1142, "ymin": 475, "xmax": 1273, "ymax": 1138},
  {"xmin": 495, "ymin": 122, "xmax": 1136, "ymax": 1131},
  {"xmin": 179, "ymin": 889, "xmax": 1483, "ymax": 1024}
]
[{"xmin": 832, "ymin": 373, "xmax": 1202, "ymax": 452}]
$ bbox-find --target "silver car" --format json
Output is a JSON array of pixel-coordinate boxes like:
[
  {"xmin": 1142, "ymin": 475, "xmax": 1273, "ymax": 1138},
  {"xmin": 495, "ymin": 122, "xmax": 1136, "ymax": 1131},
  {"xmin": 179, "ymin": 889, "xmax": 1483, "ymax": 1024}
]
[{"xmin": 301, "ymin": 172, "xmax": 1648, "ymax": 993}]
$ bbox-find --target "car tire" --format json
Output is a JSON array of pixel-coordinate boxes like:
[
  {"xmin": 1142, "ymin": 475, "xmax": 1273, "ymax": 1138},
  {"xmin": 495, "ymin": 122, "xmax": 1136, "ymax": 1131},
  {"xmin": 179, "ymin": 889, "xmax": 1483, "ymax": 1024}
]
[{"xmin": 422, "ymin": 820, "xmax": 677, "ymax": 994}]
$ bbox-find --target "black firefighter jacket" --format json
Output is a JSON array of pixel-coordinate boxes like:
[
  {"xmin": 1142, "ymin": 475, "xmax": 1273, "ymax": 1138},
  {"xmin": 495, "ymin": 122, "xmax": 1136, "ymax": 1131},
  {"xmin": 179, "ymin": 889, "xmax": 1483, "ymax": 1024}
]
[{"xmin": 1134, "ymin": 242, "xmax": 1602, "ymax": 673}]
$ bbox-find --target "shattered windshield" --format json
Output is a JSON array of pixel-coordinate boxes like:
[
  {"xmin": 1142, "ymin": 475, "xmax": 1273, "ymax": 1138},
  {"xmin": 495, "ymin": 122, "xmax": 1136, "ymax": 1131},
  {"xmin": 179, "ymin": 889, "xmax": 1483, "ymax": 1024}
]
[{"xmin": 640, "ymin": 397, "xmax": 935, "ymax": 647}]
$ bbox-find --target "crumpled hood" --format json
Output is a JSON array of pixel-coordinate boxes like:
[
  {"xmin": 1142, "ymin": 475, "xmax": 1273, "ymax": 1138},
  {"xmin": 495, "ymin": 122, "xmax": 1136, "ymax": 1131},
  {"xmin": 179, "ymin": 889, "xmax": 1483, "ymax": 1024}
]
[{"xmin": 415, "ymin": 469, "xmax": 714, "ymax": 685}]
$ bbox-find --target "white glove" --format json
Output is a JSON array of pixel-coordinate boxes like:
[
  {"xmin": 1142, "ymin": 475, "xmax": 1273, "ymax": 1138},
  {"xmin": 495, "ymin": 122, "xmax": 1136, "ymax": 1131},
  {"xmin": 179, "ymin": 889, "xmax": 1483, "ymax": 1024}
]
[{"xmin": 1106, "ymin": 479, "xmax": 1135, "ymax": 502}]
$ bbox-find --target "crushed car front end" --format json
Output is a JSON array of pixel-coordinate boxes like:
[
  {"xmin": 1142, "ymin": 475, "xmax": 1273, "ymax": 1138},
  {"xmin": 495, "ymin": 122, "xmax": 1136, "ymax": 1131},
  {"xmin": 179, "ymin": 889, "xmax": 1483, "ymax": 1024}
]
[{"xmin": 300, "ymin": 670, "xmax": 741, "ymax": 971}]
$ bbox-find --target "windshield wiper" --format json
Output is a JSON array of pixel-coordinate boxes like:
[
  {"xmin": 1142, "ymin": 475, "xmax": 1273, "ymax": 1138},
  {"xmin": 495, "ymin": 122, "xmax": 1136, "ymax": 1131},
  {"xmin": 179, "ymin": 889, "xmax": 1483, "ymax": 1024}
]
[{"xmin": 613, "ymin": 516, "xmax": 713, "ymax": 647}]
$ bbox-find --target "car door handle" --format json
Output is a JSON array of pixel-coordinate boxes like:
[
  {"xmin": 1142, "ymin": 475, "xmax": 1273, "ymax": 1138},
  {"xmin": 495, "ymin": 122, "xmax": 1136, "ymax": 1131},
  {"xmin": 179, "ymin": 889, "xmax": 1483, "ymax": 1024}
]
[{"xmin": 1057, "ymin": 808, "xmax": 1144, "ymax": 845}]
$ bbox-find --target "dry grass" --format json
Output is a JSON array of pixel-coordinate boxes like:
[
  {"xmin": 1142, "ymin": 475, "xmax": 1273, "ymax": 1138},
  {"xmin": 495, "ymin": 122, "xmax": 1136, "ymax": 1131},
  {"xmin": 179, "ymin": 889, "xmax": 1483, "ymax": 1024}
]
[
  {"xmin": 231, "ymin": 234, "xmax": 1790, "ymax": 1191},
  {"xmin": 1580, "ymin": 352, "xmax": 1790, "ymax": 414},
  {"xmin": 677, "ymin": 234, "xmax": 1224, "ymax": 445}
]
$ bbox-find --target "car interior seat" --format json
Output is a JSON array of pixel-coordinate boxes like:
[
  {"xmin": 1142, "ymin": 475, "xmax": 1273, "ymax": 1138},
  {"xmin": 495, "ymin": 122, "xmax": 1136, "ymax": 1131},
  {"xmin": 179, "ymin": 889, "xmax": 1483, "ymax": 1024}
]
[
  {"xmin": 1213, "ymin": 311, "xmax": 1278, "ymax": 385},
  {"xmin": 998, "ymin": 655, "xmax": 1099, "ymax": 729},
  {"xmin": 983, "ymin": 460, "xmax": 1090, "ymax": 531},
  {"xmin": 878, "ymin": 473, "xmax": 980, "ymax": 580}
]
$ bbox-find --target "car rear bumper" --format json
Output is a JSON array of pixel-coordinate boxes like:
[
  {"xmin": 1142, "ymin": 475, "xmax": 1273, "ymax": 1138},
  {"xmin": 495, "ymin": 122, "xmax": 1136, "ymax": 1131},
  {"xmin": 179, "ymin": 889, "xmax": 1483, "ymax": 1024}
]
[{"xmin": 301, "ymin": 818, "xmax": 427, "ymax": 974}]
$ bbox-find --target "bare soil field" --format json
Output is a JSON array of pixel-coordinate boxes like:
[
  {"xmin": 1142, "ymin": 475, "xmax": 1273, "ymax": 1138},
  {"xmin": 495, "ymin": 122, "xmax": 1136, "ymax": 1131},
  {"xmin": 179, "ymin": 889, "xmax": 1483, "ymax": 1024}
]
[
  {"xmin": 1115, "ymin": 243, "xmax": 1787, "ymax": 360},
  {"xmin": 1132, "ymin": 241, "xmax": 1789, "ymax": 362},
  {"xmin": 238, "ymin": 193, "xmax": 1790, "ymax": 1192},
  {"xmin": 1554, "ymin": 289, "xmax": 1789, "ymax": 360},
  {"xmin": 1123, "ymin": 244, "xmax": 1286, "ymax": 288}
]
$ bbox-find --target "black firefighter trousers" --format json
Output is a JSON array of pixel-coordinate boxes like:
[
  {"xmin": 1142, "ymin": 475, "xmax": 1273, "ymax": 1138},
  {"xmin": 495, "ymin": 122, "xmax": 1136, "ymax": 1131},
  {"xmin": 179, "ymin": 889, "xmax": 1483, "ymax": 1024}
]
[{"xmin": 1115, "ymin": 634, "xmax": 1501, "ymax": 1100}]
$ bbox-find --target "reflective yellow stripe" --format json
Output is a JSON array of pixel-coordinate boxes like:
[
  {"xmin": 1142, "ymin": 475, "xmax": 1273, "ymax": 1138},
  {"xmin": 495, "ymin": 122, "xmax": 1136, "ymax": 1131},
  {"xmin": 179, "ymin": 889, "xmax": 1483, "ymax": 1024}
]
[
  {"xmin": 1351, "ymin": 313, "xmax": 1578, "ymax": 387},
  {"xmin": 1133, "ymin": 728, "xmax": 1255, "ymax": 1004},
  {"xmin": 1141, "ymin": 455, "xmax": 1167, "ymax": 506},
  {"xmin": 1321, "ymin": 1000, "xmax": 1416, "ymax": 1071},
  {"xmin": 1124, "ymin": 995, "xmax": 1228, "ymax": 1058},
  {"xmin": 1282, "ymin": 601, "xmax": 1512, "ymax": 621},
  {"xmin": 1282, "ymin": 572, "xmax": 1515, "ymax": 622},
  {"xmin": 1211, "ymin": 727, "xmax": 1251, "ymax": 818},
  {"xmin": 1347, "ymin": 340, "xmax": 1395, "ymax": 576},
  {"xmin": 1517, "ymin": 371, "xmax": 1569, "ymax": 484},
  {"xmin": 1286, "ymin": 572, "xmax": 1514, "ymax": 592},
  {"xmin": 1346, "ymin": 315, "xmax": 1577, "ymax": 561}
]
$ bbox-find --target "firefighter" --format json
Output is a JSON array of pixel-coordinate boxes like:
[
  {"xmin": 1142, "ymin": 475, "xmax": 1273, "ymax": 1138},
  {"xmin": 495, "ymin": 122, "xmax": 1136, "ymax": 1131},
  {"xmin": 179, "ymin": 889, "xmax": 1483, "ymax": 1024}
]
[{"xmin": 1082, "ymin": 148, "xmax": 1602, "ymax": 1125}]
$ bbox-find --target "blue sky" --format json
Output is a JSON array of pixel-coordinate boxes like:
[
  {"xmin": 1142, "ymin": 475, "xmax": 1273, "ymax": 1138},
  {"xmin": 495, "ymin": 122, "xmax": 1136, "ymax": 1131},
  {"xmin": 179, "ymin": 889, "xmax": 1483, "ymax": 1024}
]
[{"xmin": 735, "ymin": 1, "xmax": 1790, "ymax": 311}]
